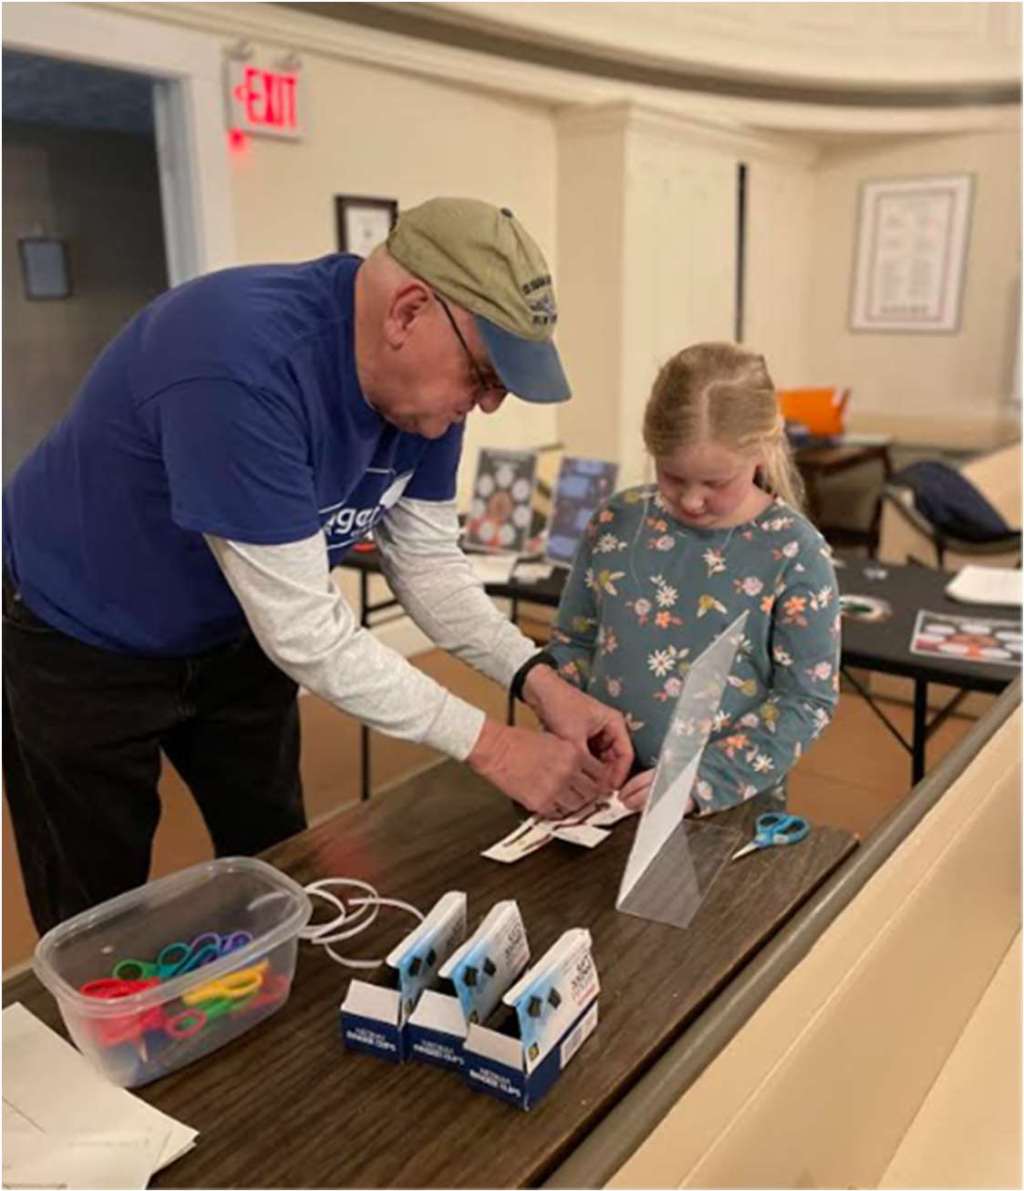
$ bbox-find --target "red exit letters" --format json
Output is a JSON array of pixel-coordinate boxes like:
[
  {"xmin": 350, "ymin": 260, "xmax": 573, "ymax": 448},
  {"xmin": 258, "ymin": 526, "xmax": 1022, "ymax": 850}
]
[{"xmin": 232, "ymin": 66, "xmax": 299, "ymax": 133}]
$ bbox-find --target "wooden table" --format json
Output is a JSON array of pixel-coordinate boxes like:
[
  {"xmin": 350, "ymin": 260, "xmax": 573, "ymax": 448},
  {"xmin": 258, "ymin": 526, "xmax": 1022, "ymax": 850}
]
[{"xmin": 3, "ymin": 763, "xmax": 857, "ymax": 1189}]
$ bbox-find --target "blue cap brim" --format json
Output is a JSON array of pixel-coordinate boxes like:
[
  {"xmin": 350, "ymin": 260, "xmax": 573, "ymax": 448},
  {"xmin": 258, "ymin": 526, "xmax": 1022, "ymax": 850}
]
[{"xmin": 474, "ymin": 315, "xmax": 571, "ymax": 404}]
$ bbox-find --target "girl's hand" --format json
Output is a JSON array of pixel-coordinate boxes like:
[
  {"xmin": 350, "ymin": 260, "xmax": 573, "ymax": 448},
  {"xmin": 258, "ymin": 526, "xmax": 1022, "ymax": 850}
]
[{"xmin": 619, "ymin": 768, "xmax": 656, "ymax": 810}]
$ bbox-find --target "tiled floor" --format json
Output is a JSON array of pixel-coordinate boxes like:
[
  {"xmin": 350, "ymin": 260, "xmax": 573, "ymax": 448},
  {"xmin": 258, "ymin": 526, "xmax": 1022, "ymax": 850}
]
[{"xmin": 0, "ymin": 655, "xmax": 985, "ymax": 971}]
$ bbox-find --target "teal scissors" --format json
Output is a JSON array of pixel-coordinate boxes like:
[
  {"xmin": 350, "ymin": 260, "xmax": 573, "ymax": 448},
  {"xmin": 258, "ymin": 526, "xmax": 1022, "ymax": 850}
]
[
  {"xmin": 732, "ymin": 812, "xmax": 810, "ymax": 860},
  {"xmin": 113, "ymin": 930, "xmax": 253, "ymax": 981}
]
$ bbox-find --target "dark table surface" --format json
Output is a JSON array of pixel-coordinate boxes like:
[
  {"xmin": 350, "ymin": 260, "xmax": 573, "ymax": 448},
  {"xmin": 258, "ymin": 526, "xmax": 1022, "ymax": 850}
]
[
  {"xmin": 837, "ymin": 557, "xmax": 1020, "ymax": 692},
  {"xmin": 4, "ymin": 763, "xmax": 857, "ymax": 1189}
]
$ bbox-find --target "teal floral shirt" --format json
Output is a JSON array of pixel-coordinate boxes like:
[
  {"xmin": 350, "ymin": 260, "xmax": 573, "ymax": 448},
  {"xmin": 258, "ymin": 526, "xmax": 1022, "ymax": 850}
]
[{"xmin": 548, "ymin": 485, "xmax": 841, "ymax": 816}]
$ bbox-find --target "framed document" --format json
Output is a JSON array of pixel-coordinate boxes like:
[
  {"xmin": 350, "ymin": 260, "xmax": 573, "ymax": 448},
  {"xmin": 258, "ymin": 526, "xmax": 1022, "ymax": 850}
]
[
  {"xmin": 849, "ymin": 174, "xmax": 973, "ymax": 333},
  {"xmin": 335, "ymin": 195, "xmax": 398, "ymax": 257}
]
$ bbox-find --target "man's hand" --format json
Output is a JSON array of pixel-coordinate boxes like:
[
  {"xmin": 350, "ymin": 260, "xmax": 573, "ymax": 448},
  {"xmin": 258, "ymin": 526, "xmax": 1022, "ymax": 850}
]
[
  {"xmin": 521, "ymin": 665, "xmax": 634, "ymax": 790},
  {"xmin": 467, "ymin": 719, "xmax": 616, "ymax": 818}
]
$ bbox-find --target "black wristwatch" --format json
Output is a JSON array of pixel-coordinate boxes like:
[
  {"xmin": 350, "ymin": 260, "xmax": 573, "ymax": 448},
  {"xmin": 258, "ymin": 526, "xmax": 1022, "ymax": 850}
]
[{"xmin": 510, "ymin": 650, "xmax": 558, "ymax": 703}]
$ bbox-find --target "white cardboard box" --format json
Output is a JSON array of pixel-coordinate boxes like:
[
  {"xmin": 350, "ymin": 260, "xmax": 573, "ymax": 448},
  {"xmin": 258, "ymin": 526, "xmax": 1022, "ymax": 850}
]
[
  {"xmin": 339, "ymin": 891, "xmax": 466, "ymax": 1063},
  {"xmin": 463, "ymin": 928, "xmax": 599, "ymax": 1109},
  {"xmin": 407, "ymin": 899, "xmax": 529, "ymax": 1071}
]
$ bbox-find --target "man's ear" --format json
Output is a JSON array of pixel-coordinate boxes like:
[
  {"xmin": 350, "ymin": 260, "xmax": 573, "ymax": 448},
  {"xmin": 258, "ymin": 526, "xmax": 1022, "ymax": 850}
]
[{"xmin": 384, "ymin": 281, "xmax": 432, "ymax": 347}]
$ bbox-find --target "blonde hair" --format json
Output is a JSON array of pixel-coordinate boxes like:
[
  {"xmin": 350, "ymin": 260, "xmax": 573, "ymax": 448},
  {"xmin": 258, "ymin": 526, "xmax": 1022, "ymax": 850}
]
[{"xmin": 642, "ymin": 341, "xmax": 804, "ymax": 510}]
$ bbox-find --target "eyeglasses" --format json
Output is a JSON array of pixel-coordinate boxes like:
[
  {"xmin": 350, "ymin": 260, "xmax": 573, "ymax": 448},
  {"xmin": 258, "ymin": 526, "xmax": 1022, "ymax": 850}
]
[{"xmin": 433, "ymin": 292, "xmax": 505, "ymax": 401}]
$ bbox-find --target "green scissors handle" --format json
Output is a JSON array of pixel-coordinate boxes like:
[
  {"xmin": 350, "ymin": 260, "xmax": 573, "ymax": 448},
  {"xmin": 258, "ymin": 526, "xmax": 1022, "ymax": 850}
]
[{"xmin": 112, "ymin": 958, "xmax": 162, "ymax": 981}]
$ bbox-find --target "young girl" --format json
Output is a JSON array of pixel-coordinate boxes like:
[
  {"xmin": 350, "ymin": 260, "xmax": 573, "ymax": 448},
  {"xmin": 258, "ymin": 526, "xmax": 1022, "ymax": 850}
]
[{"xmin": 547, "ymin": 342, "xmax": 840, "ymax": 816}]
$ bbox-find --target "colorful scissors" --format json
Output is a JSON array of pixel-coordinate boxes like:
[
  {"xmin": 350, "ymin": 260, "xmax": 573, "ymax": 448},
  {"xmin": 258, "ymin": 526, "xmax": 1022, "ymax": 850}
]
[
  {"xmin": 241, "ymin": 971, "xmax": 291, "ymax": 1012},
  {"xmin": 158, "ymin": 935, "xmax": 223, "ymax": 977},
  {"xmin": 181, "ymin": 960, "xmax": 269, "ymax": 1006},
  {"xmin": 81, "ymin": 976, "xmax": 159, "ymax": 999},
  {"xmin": 732, "ymin": 812, "xmax": 810, "ymax": 860},
  {"xmin": 165, "ymin": 971, "xmax": 281, "ymax": 1039},
  {"xmin": 111, "ymin": 957, "xmax": 163, "ymax": 981},
  {"xmin": 80, "ymin": 978, "xmax": 166, "ymax": 1047},
  {"xmin": 163, "ymin": 995, "xmax": 239, "ymax": 1038},
  {"xmin": 115, "ymin": 930, "xmax": 254, "ymax": 982},
  {"xmin": 218, "ymin": 930, "xmax": 253, "ymax": 956}
]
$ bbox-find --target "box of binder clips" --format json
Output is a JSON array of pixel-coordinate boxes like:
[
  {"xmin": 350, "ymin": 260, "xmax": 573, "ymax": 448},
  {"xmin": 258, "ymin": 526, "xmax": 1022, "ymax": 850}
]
[
  {"xmin": 406, "ymin": 899, "xmax": 531, "ymax": 1071},
  {"xmin": 339, "ymin": 891, "xmax": 466, "ymax": 1063},
  {"xmin": 340, "ymin": 895, "xmax": 599, "ymax": 1109},
  {"xmin": 462, "ymin": 927, "xmax": 599, "ymax": 1110}
]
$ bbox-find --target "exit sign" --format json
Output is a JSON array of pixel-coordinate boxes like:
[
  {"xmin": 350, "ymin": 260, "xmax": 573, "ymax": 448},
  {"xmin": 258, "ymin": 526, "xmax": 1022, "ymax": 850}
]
[{"xmin": 227, "ymin": 59, "xmax": 302, "ymax": 140}]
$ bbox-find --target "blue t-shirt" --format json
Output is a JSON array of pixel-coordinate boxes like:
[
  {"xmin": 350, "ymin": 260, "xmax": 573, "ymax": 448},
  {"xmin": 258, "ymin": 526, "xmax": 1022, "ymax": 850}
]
[{"xmin": 3, "ymin": 255, "xmax": 463, "ymax": 656}]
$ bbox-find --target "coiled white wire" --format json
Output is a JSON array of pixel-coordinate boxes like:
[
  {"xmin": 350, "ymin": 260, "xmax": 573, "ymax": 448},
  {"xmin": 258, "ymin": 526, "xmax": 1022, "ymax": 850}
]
[{"xmin": 299, "ymin": 878, "xmax": 423, "ymax": 969}]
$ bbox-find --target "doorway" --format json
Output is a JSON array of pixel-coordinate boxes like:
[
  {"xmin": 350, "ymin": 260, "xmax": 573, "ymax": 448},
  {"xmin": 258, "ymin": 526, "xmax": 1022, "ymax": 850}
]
[{"xmin": 2, "ymin": 50, "xmax": 168, "ymax": 480}]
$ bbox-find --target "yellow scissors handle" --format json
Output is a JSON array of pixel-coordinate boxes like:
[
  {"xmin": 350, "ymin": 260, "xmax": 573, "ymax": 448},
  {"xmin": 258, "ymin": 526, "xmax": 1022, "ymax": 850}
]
[{"xmin": 183, "ymin": 960, "xmax": 269, "ymax": 1005}]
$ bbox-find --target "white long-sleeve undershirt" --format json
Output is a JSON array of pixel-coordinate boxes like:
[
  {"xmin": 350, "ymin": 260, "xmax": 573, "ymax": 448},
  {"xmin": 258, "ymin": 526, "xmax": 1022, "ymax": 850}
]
[{"xmin": 205, "ymin": 498, "xmax": 537, "ymax": 761}]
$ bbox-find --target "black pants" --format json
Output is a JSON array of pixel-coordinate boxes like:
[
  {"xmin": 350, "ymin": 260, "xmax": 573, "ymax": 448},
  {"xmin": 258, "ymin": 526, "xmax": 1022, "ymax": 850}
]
[{"xmin": 2, "ymin": 578, "xmax": 305, "ymax": 935}]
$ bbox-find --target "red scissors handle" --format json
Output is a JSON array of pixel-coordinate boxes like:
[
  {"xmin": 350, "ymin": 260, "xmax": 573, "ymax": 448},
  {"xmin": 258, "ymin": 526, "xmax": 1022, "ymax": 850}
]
[{"xmin": 81, "ymin": 977, "xmax": 159, "ymax": 998}]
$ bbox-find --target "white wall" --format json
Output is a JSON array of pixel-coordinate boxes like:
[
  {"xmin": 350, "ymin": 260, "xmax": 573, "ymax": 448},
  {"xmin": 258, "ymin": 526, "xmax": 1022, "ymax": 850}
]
[
  {"xmin": 807, "ymin": 126, "xmax": 1022, "ymax": 435},
  {"xmin": 744, "ymin": 157, "xmax": 816, "ymax": 387},
  {"xmin": 556, "ymin": 103, "xmax": 819, "ymax": 485},
  {"xmin": 8, "ymin": 3, "xmax": 1019, "ymax": 479},
  {"xmin": 225, "ymin": 45, "xmax": 562, "ymax": 507},
  {"xmin": 618, "ymin": 118, "xmax": 739, "ymax": 483}
]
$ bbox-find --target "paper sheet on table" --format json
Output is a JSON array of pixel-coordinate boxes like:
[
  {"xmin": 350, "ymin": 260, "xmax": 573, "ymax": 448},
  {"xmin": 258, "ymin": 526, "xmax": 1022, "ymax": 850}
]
[
  {"xmin": 512, "ymin": 562, "xmax": 555, "ymax": 584},
  {"xmin": 467, "ymin": 552, "xmax": 519, "ymax": 585},
  {"xmin": 3, "ymin": 1123, "xmax": 168, "ymax": 1190},
  {"xmin": 2, "ymin": 1004, "xmax": 197, "ymax": 1176},
  {"xmin": 482, "ymin": 793, "xmax": 637, "ymax": 862},
  {"xmin": 945, "ymin": 565, "xmax": 1023, "ymax": 607}
]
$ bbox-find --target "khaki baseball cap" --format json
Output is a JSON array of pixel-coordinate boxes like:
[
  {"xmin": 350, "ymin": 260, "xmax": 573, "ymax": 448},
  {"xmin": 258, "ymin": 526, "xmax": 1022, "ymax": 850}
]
[{"xmin": 386, "ymin": 197, "xmax": 570, "ymax": 404}]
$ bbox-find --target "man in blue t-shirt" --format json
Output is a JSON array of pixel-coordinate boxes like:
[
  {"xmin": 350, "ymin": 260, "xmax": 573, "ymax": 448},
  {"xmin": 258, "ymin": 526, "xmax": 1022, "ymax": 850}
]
[{"xmin": 3, "ymin": 198, "xmax": 633, "ymax": 933}]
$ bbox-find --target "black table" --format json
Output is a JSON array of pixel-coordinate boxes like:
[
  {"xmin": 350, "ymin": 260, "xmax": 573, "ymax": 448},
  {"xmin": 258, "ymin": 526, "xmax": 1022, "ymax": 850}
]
[
  {"xmin": 835, "ymin": 557, "xmax": 1019, "ymax": 782},
  {"xmin": 341, "ymin": 548, "xmax": 1020, "ymax": 792}
]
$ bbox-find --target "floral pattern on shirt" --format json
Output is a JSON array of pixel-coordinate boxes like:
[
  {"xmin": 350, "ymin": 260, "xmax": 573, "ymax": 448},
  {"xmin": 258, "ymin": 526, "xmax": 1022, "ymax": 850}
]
[{"xmin": 548, "ymin": 485, "xmax": 841, "ymax": 816}]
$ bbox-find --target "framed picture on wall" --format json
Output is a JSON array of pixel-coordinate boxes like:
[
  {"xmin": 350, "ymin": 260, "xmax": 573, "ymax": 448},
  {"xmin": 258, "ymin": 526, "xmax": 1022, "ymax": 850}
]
[
  {"xmin": 335, "ymin": 195, "xmax": 398, "ymax": 257},
  {"xmin": 18, "ymin": 237, "xmax": 71, "ymax": 300},
  {"xmin": 849, "ymin": 173, "xmax": 973, "ymax": 334}
]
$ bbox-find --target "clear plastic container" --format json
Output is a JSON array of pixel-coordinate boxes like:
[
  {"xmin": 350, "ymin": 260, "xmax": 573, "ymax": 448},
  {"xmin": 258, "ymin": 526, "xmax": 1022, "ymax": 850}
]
[{"xmin": 32, "ymin": 856, "xmax": 312, "ymax": 1088}]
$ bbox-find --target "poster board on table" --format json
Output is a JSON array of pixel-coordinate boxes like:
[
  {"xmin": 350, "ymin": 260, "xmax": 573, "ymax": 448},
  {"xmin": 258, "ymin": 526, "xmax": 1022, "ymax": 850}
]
[
  {"xmin": 545, "ymin": 457, "xmax": 620, "ymax": 568},
  {"xmin": 463, "ymin": 449, "xmax": 538, "ymax": 555}
]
